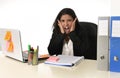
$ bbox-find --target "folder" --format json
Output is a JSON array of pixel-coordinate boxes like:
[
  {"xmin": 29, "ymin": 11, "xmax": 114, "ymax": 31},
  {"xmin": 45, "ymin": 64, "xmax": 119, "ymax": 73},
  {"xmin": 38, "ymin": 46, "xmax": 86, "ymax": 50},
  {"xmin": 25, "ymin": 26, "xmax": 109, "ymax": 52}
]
[
  {"xmin": 110, "ymin": 16, "xmax": 120, "ymax": 72},
  {"xmin": 97, "ymin": 17, "xmax": 110, "ymax": 71},
  {"xmin": 44, "ymin": 55, "xmax": 84, "ymax": 67}
]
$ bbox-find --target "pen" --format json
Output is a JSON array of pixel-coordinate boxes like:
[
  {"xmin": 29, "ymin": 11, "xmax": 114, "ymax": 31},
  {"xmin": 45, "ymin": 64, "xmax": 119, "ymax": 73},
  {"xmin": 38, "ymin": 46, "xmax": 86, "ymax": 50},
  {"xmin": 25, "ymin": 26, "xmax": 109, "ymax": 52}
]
[
  {"xmin": 30, "ymin": 47, "xmax": 34, "ymax": 53},
  {"xmin": 28, "ymin": 44, "xmax": 31, "ymax": 52},
  {"xmin": 37, "ymin": 45, "xmax": 39, "ymax": 53}
]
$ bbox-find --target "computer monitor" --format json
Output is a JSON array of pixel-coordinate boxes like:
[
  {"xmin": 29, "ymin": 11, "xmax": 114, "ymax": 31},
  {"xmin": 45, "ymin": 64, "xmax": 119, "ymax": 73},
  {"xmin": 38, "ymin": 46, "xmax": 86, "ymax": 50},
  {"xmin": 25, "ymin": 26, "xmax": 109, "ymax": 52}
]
[{"xmin": 0, "ymin": 28, "xmax": 26, "ymax": 62}]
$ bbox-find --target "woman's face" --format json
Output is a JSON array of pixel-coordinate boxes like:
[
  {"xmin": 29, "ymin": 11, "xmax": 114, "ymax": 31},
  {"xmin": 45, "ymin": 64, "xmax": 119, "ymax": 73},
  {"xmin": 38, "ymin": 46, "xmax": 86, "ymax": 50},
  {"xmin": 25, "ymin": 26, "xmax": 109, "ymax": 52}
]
[{"xmin": 60, "ymin": 14, "xmax": 74, "ymax": 34}]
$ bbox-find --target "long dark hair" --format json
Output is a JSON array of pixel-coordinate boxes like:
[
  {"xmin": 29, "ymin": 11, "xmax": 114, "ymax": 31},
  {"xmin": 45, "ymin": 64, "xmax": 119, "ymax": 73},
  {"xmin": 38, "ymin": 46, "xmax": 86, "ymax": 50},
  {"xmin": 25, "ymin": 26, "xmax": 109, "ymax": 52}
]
[{"xmin": 53, "ymin": 8, "xmax": 80, "ymax": 32}]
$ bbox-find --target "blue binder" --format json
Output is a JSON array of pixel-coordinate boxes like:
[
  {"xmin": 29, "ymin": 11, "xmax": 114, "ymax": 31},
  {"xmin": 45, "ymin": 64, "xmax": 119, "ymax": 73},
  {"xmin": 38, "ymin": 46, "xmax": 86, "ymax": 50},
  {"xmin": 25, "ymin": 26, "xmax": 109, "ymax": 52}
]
[{"xmin": 110, "ymin": 16, "xmax": 120, "ymax": 72}]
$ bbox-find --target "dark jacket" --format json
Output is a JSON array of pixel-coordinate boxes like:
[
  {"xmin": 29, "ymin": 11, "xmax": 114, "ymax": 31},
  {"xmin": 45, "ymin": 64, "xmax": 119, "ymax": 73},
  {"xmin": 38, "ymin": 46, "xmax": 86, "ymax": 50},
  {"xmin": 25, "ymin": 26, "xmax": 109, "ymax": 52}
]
[{"xmin": 48, "ymin": 22, "xmax": 97, "ymax": 60}]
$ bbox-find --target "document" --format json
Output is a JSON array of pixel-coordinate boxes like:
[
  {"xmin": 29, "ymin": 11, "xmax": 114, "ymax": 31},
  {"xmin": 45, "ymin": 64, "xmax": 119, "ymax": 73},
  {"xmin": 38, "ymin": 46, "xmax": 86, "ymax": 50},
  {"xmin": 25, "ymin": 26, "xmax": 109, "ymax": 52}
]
[
  {"xmin": 112, "ymin": 20, "xmax": 120, "ymax": 37},
  {"xmin": 44, "ymin": 55, "xmax": 84, "ymax": 67},
  {"xmin": 98, "ymin": 20, "xmax": 109, "ymax": 36}
]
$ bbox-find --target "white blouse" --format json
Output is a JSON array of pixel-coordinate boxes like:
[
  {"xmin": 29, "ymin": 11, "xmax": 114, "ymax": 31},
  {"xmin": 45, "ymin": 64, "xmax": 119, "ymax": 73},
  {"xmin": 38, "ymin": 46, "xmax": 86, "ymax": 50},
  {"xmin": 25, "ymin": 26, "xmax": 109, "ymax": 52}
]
[{"xmin": 62, "ymin": 39, "xmax": 73, "ymax": 56}]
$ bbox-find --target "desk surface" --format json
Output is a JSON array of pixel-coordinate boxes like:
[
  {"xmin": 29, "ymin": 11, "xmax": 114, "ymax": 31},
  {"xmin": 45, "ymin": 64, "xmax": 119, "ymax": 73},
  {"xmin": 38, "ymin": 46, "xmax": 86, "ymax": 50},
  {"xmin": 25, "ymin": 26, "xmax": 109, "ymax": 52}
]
[{"xmin": 0, "ymin": 54, "xmax": 120, "ymax": 78}]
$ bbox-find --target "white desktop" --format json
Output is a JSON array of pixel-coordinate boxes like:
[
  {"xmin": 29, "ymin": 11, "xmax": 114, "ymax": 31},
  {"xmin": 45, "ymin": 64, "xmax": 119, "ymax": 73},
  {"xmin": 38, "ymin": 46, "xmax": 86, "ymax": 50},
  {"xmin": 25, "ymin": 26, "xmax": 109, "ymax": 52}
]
[{"xmin": 1, "ymin": 54, "xmax": 120, "ymax": 78}]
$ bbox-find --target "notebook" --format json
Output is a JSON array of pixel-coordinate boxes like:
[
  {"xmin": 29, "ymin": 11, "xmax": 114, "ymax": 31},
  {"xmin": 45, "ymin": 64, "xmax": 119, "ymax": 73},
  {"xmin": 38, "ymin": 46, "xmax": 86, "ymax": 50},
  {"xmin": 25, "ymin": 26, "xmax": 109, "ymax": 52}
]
[
  {"xmin": 0, "ymin": 28, "xmax": 48, "ymax": 62},
  {"xmin": 44, "ymin": 55, "xmax": 84, "ymax": 67}
]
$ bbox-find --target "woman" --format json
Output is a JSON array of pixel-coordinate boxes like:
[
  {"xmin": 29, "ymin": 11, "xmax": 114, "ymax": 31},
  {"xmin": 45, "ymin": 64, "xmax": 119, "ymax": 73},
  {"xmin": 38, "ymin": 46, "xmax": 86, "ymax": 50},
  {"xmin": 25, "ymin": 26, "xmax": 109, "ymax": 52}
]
[{"xmin": 48, "ymin": 8, "xmax": 96, "ymax": 60}]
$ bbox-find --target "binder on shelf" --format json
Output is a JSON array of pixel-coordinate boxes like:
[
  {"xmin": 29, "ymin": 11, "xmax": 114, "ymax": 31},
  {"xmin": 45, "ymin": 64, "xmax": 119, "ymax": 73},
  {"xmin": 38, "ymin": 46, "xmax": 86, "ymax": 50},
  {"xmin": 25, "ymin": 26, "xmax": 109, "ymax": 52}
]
[
  {"xmin": 97, "ymin": 17, "xmax": 110, "ymax": 71},
  {"xmin": 110, "ymin": 16, "xmax": 120, "ymax": 72},
  {"xmin": 44, "ymin": 55, "xmax": 84, "ymax": 67}
]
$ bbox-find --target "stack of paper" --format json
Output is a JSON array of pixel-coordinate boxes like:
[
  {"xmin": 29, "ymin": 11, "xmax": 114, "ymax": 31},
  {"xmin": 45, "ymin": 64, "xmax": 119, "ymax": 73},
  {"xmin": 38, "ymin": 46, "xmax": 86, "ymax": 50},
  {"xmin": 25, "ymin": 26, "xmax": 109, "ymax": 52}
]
[{"xmin": 44, "ymin": 55, "xmax": 84, "ymax": 67}]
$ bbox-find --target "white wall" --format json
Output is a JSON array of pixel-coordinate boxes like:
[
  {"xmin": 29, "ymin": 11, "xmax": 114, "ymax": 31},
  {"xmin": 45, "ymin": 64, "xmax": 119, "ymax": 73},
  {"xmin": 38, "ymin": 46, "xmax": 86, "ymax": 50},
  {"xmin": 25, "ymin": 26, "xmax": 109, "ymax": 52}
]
[
  {"xmin": 111, "ymin": 0, "xmax": 120, "ymax": 16},
  {"xmin": 0, "ymin": 0, "xmax": 110, "ymax": 54}
]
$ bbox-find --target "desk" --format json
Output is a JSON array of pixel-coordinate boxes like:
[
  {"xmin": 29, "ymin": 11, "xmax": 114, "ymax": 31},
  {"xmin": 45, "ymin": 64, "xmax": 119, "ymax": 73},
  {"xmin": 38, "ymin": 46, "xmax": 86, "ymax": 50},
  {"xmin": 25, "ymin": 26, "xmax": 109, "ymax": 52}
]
[{"xmin": 0, "ymin": 55, "xmax": 120, "ymax": 78}]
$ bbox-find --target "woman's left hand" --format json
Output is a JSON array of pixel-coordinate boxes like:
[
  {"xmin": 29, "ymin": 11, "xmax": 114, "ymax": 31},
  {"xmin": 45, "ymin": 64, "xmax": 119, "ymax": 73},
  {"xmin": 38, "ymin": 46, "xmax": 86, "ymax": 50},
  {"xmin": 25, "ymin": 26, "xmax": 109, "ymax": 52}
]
[{"xmin": 70, "ymin": 18, "xmax": 77, "ymax": 32}]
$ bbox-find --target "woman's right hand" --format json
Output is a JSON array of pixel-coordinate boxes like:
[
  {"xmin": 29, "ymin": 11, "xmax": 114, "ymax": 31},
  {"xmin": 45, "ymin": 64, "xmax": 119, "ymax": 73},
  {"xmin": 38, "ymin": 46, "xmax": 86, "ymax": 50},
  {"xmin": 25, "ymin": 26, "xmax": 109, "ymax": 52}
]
[
  {"xmin": 70, "ymin": 18, "xmax": 77, "ymax": 32},
  {"xmin": 57, "ymin": 20, "xmax": 64, "ymax": 34}
]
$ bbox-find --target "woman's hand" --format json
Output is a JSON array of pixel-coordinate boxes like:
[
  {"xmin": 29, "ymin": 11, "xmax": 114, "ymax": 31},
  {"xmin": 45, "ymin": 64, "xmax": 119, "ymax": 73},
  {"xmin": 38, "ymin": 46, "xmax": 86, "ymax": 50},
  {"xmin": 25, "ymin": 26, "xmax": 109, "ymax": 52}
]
[
  {"xmin": 57, "ymin": 20, "xmax": 64, "ymax": 34},
  {"xmin": 70, "ymin": 18, "xmax": 77, "ymax": 32}
]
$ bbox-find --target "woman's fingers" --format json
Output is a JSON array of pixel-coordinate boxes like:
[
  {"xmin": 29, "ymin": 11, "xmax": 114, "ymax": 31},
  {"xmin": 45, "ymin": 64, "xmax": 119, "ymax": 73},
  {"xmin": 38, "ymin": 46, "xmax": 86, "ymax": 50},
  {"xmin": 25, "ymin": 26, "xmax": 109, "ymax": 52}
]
[
  {"xmin": 57, "ymin": 20, "xmax": 64, "ymax": 33},
  {"xmin": 70, "ymin": 18, "xmax": 77, "ymax": 32}
]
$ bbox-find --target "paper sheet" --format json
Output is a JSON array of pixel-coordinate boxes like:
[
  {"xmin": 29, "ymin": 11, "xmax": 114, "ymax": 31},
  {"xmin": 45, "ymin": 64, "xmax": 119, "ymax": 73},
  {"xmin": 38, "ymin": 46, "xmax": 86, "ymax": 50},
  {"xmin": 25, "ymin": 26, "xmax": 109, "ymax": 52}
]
[
  {"xmin": 7, "ymin": 41, "xmax": 14, "ymax": 52},
  {"xmin": 4, "ymin": 31, "xmax": 11, "ymax": 41},
  {"xmin": 98, "ymin": 20, "xmax": 109, "ymax": 36},
  {"xmin": 112, "ymin": 21, "xmax": 120, "ymax": 37}
]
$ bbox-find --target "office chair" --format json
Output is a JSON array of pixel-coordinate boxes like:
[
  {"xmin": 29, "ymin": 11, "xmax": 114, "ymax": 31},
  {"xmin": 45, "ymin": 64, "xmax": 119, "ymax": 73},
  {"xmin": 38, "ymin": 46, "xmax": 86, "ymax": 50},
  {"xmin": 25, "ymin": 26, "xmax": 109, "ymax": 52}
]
[{"xmin": 79, "ymin": 22, "xmax": 97, "ymax": 60}]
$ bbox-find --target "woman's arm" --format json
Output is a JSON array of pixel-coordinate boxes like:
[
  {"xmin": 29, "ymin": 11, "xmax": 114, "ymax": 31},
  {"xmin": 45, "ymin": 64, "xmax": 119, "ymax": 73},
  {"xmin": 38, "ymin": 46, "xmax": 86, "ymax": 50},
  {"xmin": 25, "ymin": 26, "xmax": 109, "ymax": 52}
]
[
  {"xmin": 48, "ymin": 30, "xmax": 66, "ymax": 55},
  {"xmin": 69, "ymin": 30, "xmax": 89, "ymax": 56}
]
